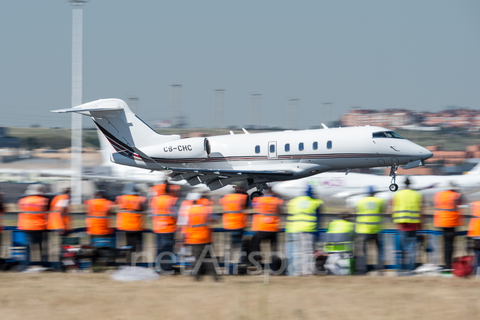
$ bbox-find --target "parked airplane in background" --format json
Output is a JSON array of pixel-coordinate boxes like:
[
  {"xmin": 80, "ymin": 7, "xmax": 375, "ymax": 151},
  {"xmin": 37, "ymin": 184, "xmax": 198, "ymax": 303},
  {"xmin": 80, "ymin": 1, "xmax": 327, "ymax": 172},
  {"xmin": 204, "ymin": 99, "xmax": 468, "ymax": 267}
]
[
  {"xmin": 271, "ymin": 162, "xmax": 480, "ymax": 207},
  {"xmin": 52, "ymin": 98, "xmax": 433, "ymax": 197}
]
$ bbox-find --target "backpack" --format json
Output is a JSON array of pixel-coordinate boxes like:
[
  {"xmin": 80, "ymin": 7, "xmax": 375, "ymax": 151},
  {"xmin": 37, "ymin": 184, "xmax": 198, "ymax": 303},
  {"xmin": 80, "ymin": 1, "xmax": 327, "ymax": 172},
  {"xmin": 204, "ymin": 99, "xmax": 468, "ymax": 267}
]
[{"xmin": 452, "ymin": 256, "xmax": 474, "ymax": 277}]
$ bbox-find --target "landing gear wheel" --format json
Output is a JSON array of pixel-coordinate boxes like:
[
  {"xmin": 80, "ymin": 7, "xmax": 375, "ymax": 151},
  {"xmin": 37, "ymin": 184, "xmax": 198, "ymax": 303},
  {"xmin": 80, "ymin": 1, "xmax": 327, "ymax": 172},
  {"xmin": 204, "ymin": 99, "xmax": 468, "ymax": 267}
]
[
  {"xmin": 251, "ymin": 191, "xmax": 263, "ymax": 200},
  {"xmin": 389, "ymin": 183, "xmax": 398, "ymax": 192}
]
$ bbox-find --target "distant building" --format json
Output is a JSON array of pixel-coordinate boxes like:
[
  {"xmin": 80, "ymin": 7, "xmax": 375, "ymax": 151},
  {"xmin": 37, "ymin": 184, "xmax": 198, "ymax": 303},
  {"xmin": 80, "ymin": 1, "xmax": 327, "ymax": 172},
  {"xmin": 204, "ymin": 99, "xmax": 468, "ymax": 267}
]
[
  {"xmin": 341, "ymin": 107, "xmax": 480, "ymax": 130},
  {"xmin": 341, "ymin": 109, "xmax": 415, "ymax": 129}
]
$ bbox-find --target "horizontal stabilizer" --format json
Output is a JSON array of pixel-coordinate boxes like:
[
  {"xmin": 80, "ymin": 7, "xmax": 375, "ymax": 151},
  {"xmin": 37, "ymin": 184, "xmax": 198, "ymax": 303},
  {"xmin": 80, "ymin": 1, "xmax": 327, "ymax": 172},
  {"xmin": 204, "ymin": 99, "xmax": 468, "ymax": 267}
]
[
  {"xmin": 51, "ymin": 99, "xmax": 181, "ymax": 150},
  {"xmin": 51, "ymin": 106, "xmax": 123, "ymax": 113}
]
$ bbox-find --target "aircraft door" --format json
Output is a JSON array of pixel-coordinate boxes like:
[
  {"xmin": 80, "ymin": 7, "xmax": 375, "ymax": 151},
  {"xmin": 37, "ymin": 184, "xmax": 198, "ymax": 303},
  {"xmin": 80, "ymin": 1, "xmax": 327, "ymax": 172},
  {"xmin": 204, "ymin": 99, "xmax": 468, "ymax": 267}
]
[{"xmin": 268, "ymin": 141, "xmax": 277, "ymax": 159}]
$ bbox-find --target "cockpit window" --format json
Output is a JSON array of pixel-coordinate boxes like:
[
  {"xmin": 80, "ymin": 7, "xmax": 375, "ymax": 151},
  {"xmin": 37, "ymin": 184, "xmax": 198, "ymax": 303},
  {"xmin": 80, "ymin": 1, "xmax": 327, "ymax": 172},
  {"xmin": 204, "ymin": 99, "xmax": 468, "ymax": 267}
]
[{"xmin": 372, "ymin": 131, "xmax": 404, "ymax": 139}]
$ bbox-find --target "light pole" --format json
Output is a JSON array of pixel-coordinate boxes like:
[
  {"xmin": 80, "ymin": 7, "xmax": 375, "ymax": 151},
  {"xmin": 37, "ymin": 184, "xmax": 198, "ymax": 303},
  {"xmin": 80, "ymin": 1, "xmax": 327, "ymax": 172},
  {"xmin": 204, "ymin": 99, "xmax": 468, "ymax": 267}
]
[
  {"xmin": 213, "ymin": 89, "xmax": 224, "ymax": 129},
  {"xmin": 170, "ymin": 84, "xmax": 182, "ymax": 128},
  {"xmin": 70, "ymin": 0, "xmax": 86, "ymax": 205},
  {"xmin": 250, "ymin": 93, "xmax": 261, "ymax": 129},
  {"xmin": 288, "ymin": 99, "xmax": 299, "ymax": 130},
  {"xmin": 322, "ymin": 102, "xmax": 333, "ymax": 127}
]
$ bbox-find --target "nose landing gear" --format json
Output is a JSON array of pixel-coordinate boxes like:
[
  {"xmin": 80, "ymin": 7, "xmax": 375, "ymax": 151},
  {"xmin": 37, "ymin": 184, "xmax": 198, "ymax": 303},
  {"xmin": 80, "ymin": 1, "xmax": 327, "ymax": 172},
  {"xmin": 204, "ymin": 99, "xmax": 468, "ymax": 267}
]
[{"xmin": 389, "ymin": 165, "xmax": 399, "ymax": 192}]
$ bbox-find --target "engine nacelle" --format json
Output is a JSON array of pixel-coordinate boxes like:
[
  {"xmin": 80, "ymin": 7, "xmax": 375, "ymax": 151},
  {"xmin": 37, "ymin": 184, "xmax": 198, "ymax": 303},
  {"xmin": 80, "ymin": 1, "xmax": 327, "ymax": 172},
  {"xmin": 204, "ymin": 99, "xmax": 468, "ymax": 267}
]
[{"xmin": 142, "ymin": 137, "xmax": 211, "ymax": 160}]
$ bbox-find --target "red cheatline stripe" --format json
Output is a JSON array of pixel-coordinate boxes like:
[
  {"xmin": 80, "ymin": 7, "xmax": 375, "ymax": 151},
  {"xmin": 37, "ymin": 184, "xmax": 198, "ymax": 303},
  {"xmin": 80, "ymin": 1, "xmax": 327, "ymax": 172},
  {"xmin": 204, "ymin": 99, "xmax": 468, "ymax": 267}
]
[{"xmin": 106, "ymin": 136, "xmax": 130, "ymax": 153}]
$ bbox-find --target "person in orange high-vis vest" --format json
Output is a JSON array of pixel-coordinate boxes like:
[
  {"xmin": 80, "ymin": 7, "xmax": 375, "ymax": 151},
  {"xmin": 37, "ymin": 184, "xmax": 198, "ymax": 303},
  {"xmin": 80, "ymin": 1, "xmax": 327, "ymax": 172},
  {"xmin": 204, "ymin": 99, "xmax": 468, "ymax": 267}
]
[
  {"xmin": 220, "ymin": 183, "xmax": 250, "ymax": 266},
  {"xmin": 47, "ymin": 188, "xmax": 71, "ymax": 233},
  {"xmin": 250, "ymin": 189, "xmax": 283, "ymax": 270},
  {"xmin": 468, "ymin": 200, "xmax": 480, "ymax": 276},
  {"xmin": 150, "ymin": 183, "xmax": 178, "ymax": 273},
  {"xmin": 433, "ymin": 182, "xmax": 464, "ymax": 271},
  {"xmin": 85, "ymin": 190, "xmax": 113, "ymax": 238},
  {"xmin": 17, "ymin": 184, "xmax": 52, "ymax": 268},
  {"xmin": 185, "ymin": 195, "xmax": 220, "ymax": 281},
  {"xmin": 116, "ymin": 183, "xmax": 146, "ymax": 262},
  {"xmin": 151, "ymin": 183, "xmax": 167, "ymax": 197}
]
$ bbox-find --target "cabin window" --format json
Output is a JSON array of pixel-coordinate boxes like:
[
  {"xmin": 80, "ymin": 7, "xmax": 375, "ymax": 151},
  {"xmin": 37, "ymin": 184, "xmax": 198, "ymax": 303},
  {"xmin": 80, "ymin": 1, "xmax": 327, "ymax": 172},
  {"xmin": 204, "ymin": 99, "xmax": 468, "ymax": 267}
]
[
  {"xmin": 270, "ymin": 144, "xmax": 275, "ymax": 153},
  {"xmin": 285, "ymin": 143, "xmax": 290, "ymax": 152},
  {"xmin": 327, "ymin": 141, "xmax": 332, "ymax": 149},
  {"xmin": 255, "ymin": 145, "xmax": 260, "ymax": 154},
  {"xmin": 313, "ymin": 141, "xmax": 318, "ymax": 150},
  {"xmin": 299, "ymin": 142, "xmax": 304, "ymax": 151}
]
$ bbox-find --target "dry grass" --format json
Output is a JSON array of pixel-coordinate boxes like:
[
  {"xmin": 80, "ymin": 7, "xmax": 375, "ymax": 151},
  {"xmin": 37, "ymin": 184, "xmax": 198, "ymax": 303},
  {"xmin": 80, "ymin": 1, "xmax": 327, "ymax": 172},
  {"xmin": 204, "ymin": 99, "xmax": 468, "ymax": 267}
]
[{"xmin": 0, "ymin": 273, "xmax": 479, "ymax": 320}]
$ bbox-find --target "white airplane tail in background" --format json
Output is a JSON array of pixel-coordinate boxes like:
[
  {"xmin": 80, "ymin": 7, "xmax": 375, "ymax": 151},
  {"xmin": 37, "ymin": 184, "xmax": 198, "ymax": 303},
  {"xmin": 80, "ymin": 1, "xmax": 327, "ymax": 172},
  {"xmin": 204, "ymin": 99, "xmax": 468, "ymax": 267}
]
[
  {"xmin": 53, "ymin": 99, "xmax": 181, "ymax": 153},
  {"xmin": 96, "ymin": 126, "xmax": 115, "ymax": 166},
  {"xmin": 467, "ymin": 161, "xmax": 480, "ymax": 175}
]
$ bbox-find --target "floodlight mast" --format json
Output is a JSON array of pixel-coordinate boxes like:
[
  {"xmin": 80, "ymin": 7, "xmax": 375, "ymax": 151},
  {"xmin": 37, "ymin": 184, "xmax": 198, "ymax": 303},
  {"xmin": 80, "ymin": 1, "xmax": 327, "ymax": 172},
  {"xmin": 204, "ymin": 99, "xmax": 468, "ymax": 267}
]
[{"xmin": 70, "ymin": 0, "xmax": 87, "ymax": 205}]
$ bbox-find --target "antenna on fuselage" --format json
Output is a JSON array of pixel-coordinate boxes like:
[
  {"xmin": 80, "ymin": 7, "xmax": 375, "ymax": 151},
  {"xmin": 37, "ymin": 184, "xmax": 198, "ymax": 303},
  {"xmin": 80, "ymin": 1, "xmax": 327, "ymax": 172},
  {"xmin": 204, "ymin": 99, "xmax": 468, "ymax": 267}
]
[
  {"xmin": 321, "ymin": 123, "xmax": 329, "ymax": 129},
  {"xmin": 242, "ymin": 128, "xmax": 250, "ymax": 134}
]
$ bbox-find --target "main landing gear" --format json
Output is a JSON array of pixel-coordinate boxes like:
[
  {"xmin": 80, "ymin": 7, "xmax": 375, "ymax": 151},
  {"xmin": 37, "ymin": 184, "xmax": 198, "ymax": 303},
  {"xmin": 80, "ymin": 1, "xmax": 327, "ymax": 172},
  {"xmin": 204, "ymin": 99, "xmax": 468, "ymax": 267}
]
[
  {"xmin": 250, "ymin": 191, "xmax": 263, "ymax": 200},
  {"xmin": 250, "ymin": 183, "xmax": 267, "ymax": 200},
  {"xmin": 389, "ymin": 165, "xmax": 399, "ymax": 192}
]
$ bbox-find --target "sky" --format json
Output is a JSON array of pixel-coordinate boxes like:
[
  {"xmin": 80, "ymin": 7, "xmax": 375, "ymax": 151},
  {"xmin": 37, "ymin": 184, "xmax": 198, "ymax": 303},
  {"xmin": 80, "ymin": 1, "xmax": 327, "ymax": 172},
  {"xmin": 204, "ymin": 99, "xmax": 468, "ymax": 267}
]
[{"xmin": 0, "ymin": 0, "xmax": 479, "ymax": 129}]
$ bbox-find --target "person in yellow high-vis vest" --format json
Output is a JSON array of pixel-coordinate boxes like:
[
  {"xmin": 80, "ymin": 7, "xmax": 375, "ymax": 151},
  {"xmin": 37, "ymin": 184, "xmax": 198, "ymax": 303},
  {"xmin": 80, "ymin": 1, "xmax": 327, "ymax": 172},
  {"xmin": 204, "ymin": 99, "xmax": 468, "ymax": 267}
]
[
  {"xmin": 354, "ymin": 186, "xmax": 385, "ymax": 275},
  {"xmin": 324, "ymin": 213, "xmax": 355, "ymax": 253},
  {"xmin": 391, "ymin": 178, "xmax": 424, "ymax": 274},
  {"xmin": 285, "ymin": 185, "xmax": 323, "ymax": 276}
]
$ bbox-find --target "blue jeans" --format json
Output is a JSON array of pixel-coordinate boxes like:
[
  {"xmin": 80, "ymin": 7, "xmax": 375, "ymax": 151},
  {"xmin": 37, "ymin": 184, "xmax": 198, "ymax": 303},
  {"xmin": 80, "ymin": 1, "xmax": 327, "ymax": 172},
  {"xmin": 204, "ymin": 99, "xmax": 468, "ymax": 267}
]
[
  {"xmin": 156, "ymin": 233, "xmax": 175, "ymax": 272},
  {"xmin": 290, "ymin": 233, "xmax": 315, "ymax": 276},
  {"xmin": 473, "ymin": 239, "xmax": 480, "ymax": 276},
  {"xmin": 285, "ymin": 233, "xmax": 295, "ymax": 275},
  {"xmin": 24, "ymin": 231, "xmax": 49, "ymax": 268},
  {"xmin": 399, "ymin": 230, "xmax": 417, "ymax": 271}
]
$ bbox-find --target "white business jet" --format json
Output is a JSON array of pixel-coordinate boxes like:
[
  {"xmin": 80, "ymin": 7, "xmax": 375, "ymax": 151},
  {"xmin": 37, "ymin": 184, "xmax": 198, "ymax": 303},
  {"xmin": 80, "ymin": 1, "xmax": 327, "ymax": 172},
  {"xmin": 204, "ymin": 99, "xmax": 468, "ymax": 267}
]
[
  {"xmin": 271, "ymin": 162, "xmax": 480, "ymax": 207},
  {"xmin": 52, "ymin": 98, "xmax": 432, "ymax": 197}
]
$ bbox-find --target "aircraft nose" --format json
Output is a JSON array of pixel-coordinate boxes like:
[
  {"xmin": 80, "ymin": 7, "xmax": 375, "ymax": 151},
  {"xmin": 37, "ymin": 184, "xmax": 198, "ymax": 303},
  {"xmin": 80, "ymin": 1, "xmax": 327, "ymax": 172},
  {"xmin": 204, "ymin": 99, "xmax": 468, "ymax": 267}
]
[{"xmin": 419, "ymin": 147, "xmax": 433, "ymax": 160}]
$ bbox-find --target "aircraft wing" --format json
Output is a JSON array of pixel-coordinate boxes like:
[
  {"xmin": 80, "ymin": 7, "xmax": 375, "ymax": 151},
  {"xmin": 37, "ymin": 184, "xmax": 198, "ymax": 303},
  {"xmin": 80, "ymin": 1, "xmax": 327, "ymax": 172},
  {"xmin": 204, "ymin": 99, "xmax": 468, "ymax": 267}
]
[{"xmin": 167, "ymin": 167, "xmax": 295, "ymax": 190}]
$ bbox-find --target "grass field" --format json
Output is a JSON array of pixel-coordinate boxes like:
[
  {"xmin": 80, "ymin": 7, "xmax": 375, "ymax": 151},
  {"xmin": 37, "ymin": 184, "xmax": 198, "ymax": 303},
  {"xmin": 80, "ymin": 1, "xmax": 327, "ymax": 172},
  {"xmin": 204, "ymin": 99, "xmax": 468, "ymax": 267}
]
[{"xmin": 0, "ymin": 273, "xmax": 478, "ymax": 320}]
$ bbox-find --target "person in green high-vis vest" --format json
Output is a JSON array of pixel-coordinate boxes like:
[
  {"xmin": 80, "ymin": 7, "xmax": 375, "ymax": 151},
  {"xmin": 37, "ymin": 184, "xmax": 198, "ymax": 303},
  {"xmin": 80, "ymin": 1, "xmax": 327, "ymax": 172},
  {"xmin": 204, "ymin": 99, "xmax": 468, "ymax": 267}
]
[
  {"xmin": 354, "ymin": 186, "xmax": 386, "ymax": 275},
  {"xmin": 285, "ymin": 185, "xmax": 323, "ymax": 276}
]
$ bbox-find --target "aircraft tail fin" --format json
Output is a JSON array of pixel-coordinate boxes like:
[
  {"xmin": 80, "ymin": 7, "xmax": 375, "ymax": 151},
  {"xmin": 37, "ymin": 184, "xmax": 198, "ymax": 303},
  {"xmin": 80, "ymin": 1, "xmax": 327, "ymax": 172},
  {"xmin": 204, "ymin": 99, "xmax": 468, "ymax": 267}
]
[{"xmin": 52, "ymin": 99, "xmax": 181, "ymax": 152}]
